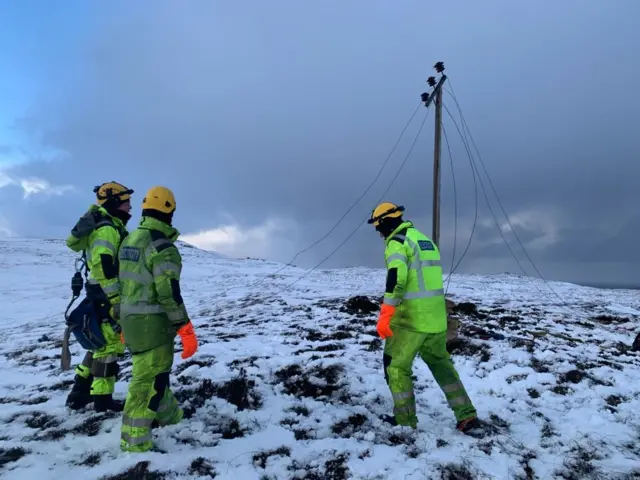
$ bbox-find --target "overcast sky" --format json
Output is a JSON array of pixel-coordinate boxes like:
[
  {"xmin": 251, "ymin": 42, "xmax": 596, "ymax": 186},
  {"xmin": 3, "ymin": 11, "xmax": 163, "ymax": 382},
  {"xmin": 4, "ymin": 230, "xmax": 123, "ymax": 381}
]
[{"xmin": 1, "ymin": 0, "xmax": 639, "ymax": 288}]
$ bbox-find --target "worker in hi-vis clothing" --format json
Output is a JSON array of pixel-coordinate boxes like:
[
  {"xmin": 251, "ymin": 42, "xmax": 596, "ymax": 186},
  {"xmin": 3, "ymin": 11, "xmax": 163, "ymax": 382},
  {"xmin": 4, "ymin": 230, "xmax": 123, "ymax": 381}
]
[
  {"xmin": 117, "ymin": 186, "xmax": 198, "ymax": 452},
  {"xmin": 367, "ymin": 202, "xmax": 481, "ymax": 433},
  {"xmin": 65, "ymin": 181, "xmax": 134, "ymax": 412}
]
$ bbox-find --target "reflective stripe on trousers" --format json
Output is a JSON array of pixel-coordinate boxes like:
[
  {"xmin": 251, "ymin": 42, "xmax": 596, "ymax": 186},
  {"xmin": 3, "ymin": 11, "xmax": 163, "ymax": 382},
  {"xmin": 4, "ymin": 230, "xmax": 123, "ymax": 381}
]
[
  {"xmin": 122, "ymin": 414, "xmax": 154, "ymax": 428},
  {"xmin": 81, "ymin": 352, "xmax": 94, "ymax": 368},
  {"xmin": 391, "ymin": 388, "xmax": 417, "ymax": 419},
  {"xmin": 442, "ymin": 380, "xmax": 473, "ymax": 408},
  {"xmin": 121, "ymin": 431, "xmax": 152, "ymax": 446},
  {"xmin": 393, "ymin": 404, "xmax": 416, "ymax": 416},
  {"xmin": 392, "ymin": 391, "xmax": 414, "ymax": 402},
  {"xmin": 92, "ymin": 354, "xmax": 118, "ymax": 378}
]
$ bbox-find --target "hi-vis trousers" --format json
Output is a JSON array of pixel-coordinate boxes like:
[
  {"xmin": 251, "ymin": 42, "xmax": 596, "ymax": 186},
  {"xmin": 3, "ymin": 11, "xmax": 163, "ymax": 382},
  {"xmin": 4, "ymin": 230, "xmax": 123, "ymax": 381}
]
[
  {"xmin": 75, "ymin": 322, "xmax": 125, "ymax": 395},
  {"xmin": 120, "ymin": 343, "xmax": 183, "ymax": 452},
  {"xmin": 383, "ymin": 328, "xmax": 477, "ymax": 428}
]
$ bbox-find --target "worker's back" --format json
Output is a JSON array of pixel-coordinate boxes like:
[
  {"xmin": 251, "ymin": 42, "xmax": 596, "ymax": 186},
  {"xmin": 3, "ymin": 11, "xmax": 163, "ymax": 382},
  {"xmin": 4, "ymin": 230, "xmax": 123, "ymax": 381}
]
[{"xmin": 384, "ymin": 221, "xmax": 447, "ymax": 333}]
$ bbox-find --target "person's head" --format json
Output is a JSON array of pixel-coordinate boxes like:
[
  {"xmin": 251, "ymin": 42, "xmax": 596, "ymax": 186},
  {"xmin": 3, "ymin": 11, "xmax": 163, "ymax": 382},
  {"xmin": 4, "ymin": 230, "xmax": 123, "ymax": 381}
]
[
  {"xmin": 367, "ymin": 202, "xmax": 405, "ymax": 238},
  {"xmin": 94, "ymin": 181, "xmax": 134, "ymax": 224},
  {"xmin": 141, "ymin": 186, "xmax": 176, "ymax": 225}
]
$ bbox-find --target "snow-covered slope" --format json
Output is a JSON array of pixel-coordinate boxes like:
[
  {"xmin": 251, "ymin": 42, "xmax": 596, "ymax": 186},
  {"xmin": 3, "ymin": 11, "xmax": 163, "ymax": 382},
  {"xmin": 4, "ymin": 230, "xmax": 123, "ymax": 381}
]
[{"xmin": 1, "ymin": 237, "xmax": 640, "ymax": 479}]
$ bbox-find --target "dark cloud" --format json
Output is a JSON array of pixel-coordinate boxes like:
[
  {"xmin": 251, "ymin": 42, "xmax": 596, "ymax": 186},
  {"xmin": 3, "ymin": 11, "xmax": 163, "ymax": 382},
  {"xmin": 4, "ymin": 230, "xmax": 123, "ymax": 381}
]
[{"xmin": 3, "ymin": 0, "xmax": 640, "ymax": 287}]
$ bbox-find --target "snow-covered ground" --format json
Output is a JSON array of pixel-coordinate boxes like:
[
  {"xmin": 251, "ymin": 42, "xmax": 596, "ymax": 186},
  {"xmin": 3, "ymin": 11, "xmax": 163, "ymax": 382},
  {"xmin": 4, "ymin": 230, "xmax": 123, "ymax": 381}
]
[{"xmin": 1, "ymin": 237, "xmax": 639, "ymax": 479}]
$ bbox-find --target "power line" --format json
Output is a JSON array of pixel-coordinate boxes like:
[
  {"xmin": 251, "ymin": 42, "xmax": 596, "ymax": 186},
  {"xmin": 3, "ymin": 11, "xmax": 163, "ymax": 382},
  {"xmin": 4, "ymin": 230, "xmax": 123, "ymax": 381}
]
[
  {"xmin": 445, "ymin": 83, "xmax": 569, "ymax": 300},
  {"xmin": 223, "ymin": 106, "xmax": 433, "ymax": 313},
  {"xmin": 446, "ymin": 85, "xmax": 551, "ymax": 280},
  {"xmin": 442, "ymin": 85, "xmax": 584, "ymax": 316},
  {"xmin": 441, "ymin": 121, "xmax": 457, "ymax": 295},
  {"xmin": 210, "ymin": 101, "xmax": 424, "ymax": 300},
  {"xmin": 441, "ymin": 119, "xmax": 480, "ymax": 296},
  {"xmin": 442, "ymin": 99, "xmax": 549, "ymax": 300},
  {"xmin": 267, "ymin": 107, "xmax": 433, "ymax": 297},
  {"xmin": 442, "ymin": 109, "xmax": 479, "ymax": 289}
]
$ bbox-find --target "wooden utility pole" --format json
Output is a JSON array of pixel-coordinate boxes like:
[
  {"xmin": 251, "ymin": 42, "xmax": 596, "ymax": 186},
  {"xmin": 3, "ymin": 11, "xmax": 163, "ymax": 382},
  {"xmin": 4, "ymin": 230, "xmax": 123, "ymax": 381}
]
[
  {"xmin": 422, "ymin": 63, "xmax": 457, "ymax": 347},
  {"xmin": 421, "ymin": 62, "xmax": 447, "ymax": 247},
  {"xmin": 432, "ymin": 82, "xmax": 444, "ymax": 247}
]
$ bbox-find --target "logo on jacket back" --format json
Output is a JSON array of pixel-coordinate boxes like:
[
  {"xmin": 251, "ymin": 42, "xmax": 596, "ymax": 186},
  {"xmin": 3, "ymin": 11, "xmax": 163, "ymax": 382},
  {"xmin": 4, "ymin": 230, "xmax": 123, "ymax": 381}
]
[
  {"xmin": 120, "ymin": 247, "xmax": 141, "ymax": 262},
  {"xmin": 418, "ymin": 240, "xmax": 435, "ymax": 251}
]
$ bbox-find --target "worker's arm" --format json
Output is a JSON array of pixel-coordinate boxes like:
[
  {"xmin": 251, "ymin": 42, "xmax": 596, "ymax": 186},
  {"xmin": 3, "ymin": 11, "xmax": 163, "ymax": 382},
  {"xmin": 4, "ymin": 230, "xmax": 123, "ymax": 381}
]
[
  {"xmin": 150, "ymin": 239, "xmax": 189, "ymax": 330},
  {"xmin": 66, "ymin": 210, "xmax": 98, "ymax": 252},
  {"xmin": 66, "ymin": 233, "xmax": 84, "ymax": 252},
  {"xmin": 382, "ymin": 239, "xmax": 409, "ymax": 306},
  {"xmin": 87, "ymin": 226, "xmax": 122, "ymax": 306},
  {"xmin": 150, "ymin": 237, "xmax": 197, "ymax": 359}
]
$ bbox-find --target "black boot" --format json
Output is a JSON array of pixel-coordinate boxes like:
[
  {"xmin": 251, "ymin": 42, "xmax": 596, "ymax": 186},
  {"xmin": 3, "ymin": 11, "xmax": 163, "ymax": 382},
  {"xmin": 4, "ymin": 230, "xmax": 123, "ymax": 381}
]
[
  {"xmin": 94, "ymin": 394, "xmax": 124, "ymax": 412},
  {"xmin": 456, "ymin": 417, "xmax": 486, "ymax": 437},
  {"xmin": 380, "ymin": 414, "xmax": 398, "ymax": 426},
  {"xmin": 66, "ymin": 375, "xmax": 94, "ymax": 410}
]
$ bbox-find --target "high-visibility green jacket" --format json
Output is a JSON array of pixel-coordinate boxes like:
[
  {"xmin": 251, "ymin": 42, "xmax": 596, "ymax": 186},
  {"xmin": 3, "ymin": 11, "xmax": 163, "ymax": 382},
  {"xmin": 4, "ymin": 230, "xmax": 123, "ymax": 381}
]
[
  {"xmin": 382, "ymin": 221, "xmax": 447, "ymax": 333},
  {"xmin": 117, "ymin": 216, "xmax": 190, "ymax": 354},
  {"xmin": 66, "ymin": 204, "xmax": 128, "ymax": 307}
]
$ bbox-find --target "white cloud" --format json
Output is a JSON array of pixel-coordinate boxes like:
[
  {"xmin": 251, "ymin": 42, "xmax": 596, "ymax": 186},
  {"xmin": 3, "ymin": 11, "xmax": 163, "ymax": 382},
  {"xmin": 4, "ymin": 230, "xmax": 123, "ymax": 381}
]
[
  {"xmin": 0, "ymin": 172, "xmax": 13, "ymax": 189},
  {"xmin": 20, "ymin": 177, "xmax": 74, "ymax": 198},
  {"xmin": 0, "ymin": 213, "xmax": 15, "ymax": 237},
  {"xmin": 495, "ymin": 207, "xmax": 562, "ymax": 250},
  {"xmin": 181, "ymin": 216, "xmax": 300, "ymax": 261},
  {"xmin": 462, "ymin": 207, "xmax": 565, "ymax": 251},
  {"xmin": 0, "ymin": 169, "xmax": 74, "ymax": 199}
]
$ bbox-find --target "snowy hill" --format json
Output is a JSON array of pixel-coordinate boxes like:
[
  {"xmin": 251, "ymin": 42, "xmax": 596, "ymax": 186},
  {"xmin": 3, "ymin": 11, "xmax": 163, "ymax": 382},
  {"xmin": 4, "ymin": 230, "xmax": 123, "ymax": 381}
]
[{"xmin": 1, "ymin": 237, "xmax": 640, "ymax": 479}]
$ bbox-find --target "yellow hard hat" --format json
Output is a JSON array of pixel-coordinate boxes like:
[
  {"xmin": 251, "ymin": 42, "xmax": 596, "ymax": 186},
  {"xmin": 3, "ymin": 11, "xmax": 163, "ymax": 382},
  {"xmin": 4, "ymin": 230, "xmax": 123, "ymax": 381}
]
[
  {"xmin": 142, "ymin": 186, "xmax": 176, "ymax": 214},
  {"xmin": 367, "ymin": 202, "xmax": 404, "ymax": 227},
  {"xmin": 93, "ymin": 181, "xmax": 134, "ymax": 207}
]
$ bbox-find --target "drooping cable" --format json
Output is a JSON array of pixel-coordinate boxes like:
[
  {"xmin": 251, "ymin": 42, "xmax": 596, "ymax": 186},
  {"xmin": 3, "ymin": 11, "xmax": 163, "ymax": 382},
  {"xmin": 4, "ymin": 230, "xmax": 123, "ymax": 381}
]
[
  {"xmin": 211, "ymin": 101, "xmax": 424, "ymax": 299},
  {"xmin": 443, "ymin": 85, "xmax": 584, "ymax": 316},
  {"xmin": 271, "ymin": 107, "xmax": 433, "ymax": 295},
  {"xmin": 220, "ymin": 106, "xmax": 433, "ymax": 314},
  {"xmin": 441, "ymin": 118, "xmax": 480, "ymax": 296},
  {"xmin": 443, "ymin": 100, "xmax": 550, "ymax": 300},
  {"xmin": 441, "ymin": 121, "xmax": 457, "ymax": 295},
  {"xmin": 444, "ymin": 120, "xmax": 479, "ymax": 278}
]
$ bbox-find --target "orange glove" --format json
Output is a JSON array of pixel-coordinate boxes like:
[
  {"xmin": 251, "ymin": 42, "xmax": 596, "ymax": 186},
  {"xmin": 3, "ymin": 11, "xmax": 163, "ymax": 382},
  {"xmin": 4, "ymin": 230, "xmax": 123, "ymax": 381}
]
[
  {"xmin": 177, "ymin": 321, "xmax": 198, "ymax": 359},
  {"xmin": 120, "ymin": 332, "xmax": 125, "ymax": 344},
  {"xmin": 377, "ymin": 304, "xmax": 395, "ymax": 339}
]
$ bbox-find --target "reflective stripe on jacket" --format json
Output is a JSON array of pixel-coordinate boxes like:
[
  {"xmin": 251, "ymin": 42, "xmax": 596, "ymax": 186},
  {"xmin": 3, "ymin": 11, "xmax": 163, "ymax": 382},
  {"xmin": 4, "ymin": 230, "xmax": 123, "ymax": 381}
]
[
  {"xmin": 118, "ymin": 216, "xmax": 189, "ymax": 353},
  {"xmin": 383, "ymin": 221, "xmax": 447, "ymax": 333},
  {"xmin": 66, "ymin": 204, "xmax": 128, "ymax": 306}
]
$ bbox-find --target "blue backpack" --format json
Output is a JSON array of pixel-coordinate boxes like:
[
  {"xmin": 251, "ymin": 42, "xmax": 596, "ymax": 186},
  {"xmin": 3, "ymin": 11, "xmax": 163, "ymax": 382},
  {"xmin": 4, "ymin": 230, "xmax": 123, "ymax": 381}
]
[
  {"xmin": 60, "ymin": 208, "xmax": 121, "ymax": 370},
  {"xmin": 66, "ymin": 296, "xmax": 107, "ymax": 351}
]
